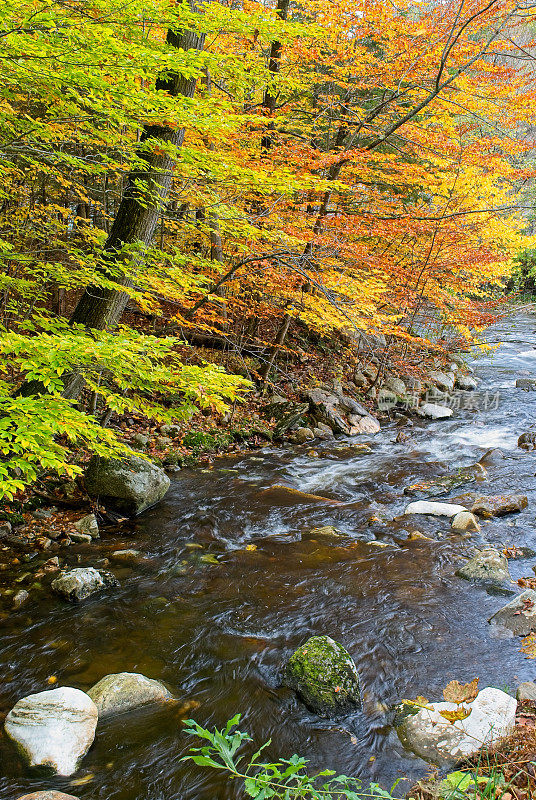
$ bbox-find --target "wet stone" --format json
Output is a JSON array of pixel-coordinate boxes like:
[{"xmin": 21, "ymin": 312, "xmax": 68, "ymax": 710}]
[
  {"xmin": 51, "ymin": 567, "xmax": 119, "ymax": 602},
  {"xmin": 489, "ymin": 589, "xmax": 536, "ymax": 635},
  {"xmin": 87, "ymin": 672, "xmax": 172, "ymax": 718},
  {"xmin": 284, "ymin": 635, "xmax": 361, "ymax": 716},
  {"xmin": 74, "ymin": 513, "xmax": 99, "ymax": 539},
  {"xmin": 455, "ymin": 548, "xmax": 512, "ymax": 592},
  {"xmin": 471, "ymin": 494, "xmax": 528, "ymax": 518},
  {"xmin": 4, "ymin": 687, "xmax": 98, "ymax": 776}
]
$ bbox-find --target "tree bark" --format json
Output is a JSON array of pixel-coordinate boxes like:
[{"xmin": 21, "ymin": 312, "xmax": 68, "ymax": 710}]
[
  {"xmin": 70, "ymin": 24, "xmax": 205, "ymax": 332},
  {"xmin": 16, "ymin": 17, "xmax": 205, "ymax": 400}
]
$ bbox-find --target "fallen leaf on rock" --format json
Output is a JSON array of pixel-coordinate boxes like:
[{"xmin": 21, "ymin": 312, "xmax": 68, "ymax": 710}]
[
  {"xmin": 443, "ymin": 677, "xmax": 479, "ymax": 705},
  {"xmin": 439, "ymin": 706, "xmax": 472, "ymax": 724}
]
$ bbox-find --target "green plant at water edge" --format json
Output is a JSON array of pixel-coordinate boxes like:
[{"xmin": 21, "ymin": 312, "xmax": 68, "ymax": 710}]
[{"xmin": 182, "ymin": 715, "xmax": 402, "ymax": 800}]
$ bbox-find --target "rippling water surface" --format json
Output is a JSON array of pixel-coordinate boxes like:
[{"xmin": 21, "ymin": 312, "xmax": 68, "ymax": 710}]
[{"xmin": 2, "ymin": 313, "xmax": 536, "ymax": 800}]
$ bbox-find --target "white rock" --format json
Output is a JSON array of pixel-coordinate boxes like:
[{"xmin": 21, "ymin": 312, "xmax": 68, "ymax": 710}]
[
  {"xmin": 4, "ymin": 687, "xmax": 98, "ymax": 776},
  {"xmin": 451, "ymin": 511, "xmax": 480, "ymax": 532},
  {"xmin": 87, "ymin": 672, "xmax": 172, "ymax": 718},
  {"xmin": 397, "ymin": 687, "xmax": 517, "ymax": 766},
  {"xmin": 353, "ymin": 416, "xmax": 381, "ymax": 434},
  {"xmin": 404, "ymin": 501, "xmax": 466, "ymax": 517},
  {"xmin": 417, "ymin": 403, "xmax": 453, "ymax": 419}
]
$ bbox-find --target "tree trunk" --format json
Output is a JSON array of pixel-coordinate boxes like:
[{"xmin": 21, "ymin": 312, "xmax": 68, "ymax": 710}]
[
  {"xmin": 261, "ymin": 0, "xmax": 290, "ymax": 151},
  {"xmin": 16, "ymin": 18, "xmax": 205, "ymax": 400},
  {"xmin": 70, "ymin": 24, "xmax": 205, "ymax": 332}
]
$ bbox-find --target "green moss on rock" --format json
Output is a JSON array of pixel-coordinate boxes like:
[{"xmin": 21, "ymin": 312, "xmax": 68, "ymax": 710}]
[{"xmin": 284, "ymin": 635, "xmax": 361, "ymax": 716}]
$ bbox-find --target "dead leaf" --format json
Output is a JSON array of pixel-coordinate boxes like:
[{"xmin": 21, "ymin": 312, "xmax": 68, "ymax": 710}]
[
  {"xmin": 443, "ymin": 678, "xmax": 479, "ymax": 705},
  {"xmin": 439, "ymin": 706, "xmax": 472, "ymax": 724}
]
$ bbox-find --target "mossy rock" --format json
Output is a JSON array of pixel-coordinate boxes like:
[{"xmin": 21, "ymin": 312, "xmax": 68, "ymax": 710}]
[{"xmin": 284, "ymin": 635, "xmax": 361, "ymax": 716}]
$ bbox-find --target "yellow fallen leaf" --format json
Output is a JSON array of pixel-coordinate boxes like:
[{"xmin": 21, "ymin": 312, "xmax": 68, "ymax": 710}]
[
  {"xmin": 246, "ymin": 544, "xmax": 257, "ymax": 551},
  {"xmin": 439, "ymin": 706, "xmax": 472, "ymax": 724}
]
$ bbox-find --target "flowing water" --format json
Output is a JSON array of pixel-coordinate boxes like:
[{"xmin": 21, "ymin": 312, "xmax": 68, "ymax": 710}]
[{"xmin": 2, "ymin": 313, "xmax": 536, "ymax": 800}]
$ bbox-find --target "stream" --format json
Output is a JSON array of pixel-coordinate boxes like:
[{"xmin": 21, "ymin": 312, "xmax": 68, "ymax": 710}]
[{"xmin": 1, "ymin": 312, "xmax": 536, "ymax": 800}]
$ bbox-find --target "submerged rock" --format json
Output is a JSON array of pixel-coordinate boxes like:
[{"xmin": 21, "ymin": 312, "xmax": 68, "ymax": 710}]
[
  {"xmin": 404, "ymin": 501, "xmax": 466, "ymax": 517},
  {"xmin": 518, "ymin": 431, "xmax": 536, "ymax": 450},
  {"xmin": 307, "ymin": 526, "xmax": 342, "ymax": 537},
  {"xmin": 471, "ymin": 494, "xmax": 527, "ymax": 518},
  {"xmin": 284, "ymin": 635, "xmax": 361, "ymax": 716},
  {"xmin": 88, "ymin": 672, "xmax": 172, "ymax": 718},
  {"xmin": 451, "ymin": 511, "xmax": 480, "ymax": 532},
  {"xmin": 516, "ymin": 378, "xmax": 536, "ymax": 391},
  {"xmin": 489, "ymin": 589, "xmax": 536, "ymax": 635},
  {"xmin": 455, "ymin": 548, "xmax": 511, "ymax": 591},
  {"xmin": 416, "ymin": 403, "xmax": 453, "ymax": 420},
  {"xmin": 84, "ymin": 454, "xmax": 170, "ymax": 516},
  {"xmin": 5, "ymin": 687, "xmax": 98, "ymax": 776},
  {"xmin": 404, "ymin": 465, "xmax": 485, "ymax": 498},
  {"xmin": 51, "ymin": 567, "xmax": 119, "ymax": 602},
  {"xmin": 397, "ymin": 687, "xmax": 516, "ymax": 766}
]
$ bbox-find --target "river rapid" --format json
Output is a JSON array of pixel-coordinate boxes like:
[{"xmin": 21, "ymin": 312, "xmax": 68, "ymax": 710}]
[{"xmin": 1, "ymin": 312, "xmax": 536, "ymax": 800}]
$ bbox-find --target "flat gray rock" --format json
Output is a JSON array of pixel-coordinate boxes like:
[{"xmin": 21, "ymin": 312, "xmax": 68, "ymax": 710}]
[
  {"xmin": 88, "ymin": 672, "xmax": 172, "ymax": 718},
  {"xmin": 489, "ymin": 590, "xmax": 536, "ymax": 635},
  {"xmin": 5, "ymin": 687, "xmax": 97, "ymax": 776}
]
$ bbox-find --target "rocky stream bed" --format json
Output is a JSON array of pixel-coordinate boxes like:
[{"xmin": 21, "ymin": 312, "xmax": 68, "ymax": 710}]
[{"xmin": 2, "ymin": 312, "xmax": 536, "ymax": 799}]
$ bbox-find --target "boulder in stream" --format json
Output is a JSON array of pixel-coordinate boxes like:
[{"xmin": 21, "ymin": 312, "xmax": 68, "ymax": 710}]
[
  {"xmin": 471, "ymin": 494, "xmax": 528, "ymax": 518},
  {"xmin": 451, "ymin": 511, "xmax": 480, "ymax": 532},
  {"xmin": 456, "ymin": 374, "xmax": 478, "ymax": 391},
  {"xmin": 516, "ymin": 378, "xmax": 536, "ymax": 391},
  {"xmin": 84, "ymin": 454, "xmax": 170, "ymax": 516},
  {"xmin": 305, "ymin": 389, "xmax": 351, "ymax": 434},
  {"xmin": 404, "ymin": 465, "xmax": 485, "ymax": 498},
  {"xmin": 4, "ymin": 687, "xmax": 98, "ymax": 776},
  {"xmin": 88, "ymin": 672, "xmax": 172, "ymax": 718},
  {"xmin": 416, "ymin": 403, "xmax": 453, "ymax": 419},
  {"xmin": 429, "ymin": 371, "xmax": 455, "ymax": 392},
  {"xmin": 489, "ymin": 589, "xmax": 536, "ymax": 635},
  {"xmin": 404, "ymin": 501, "xmax": 466, "ymax": 517},
  {"xmin": 52, "ymin": 567, "xmax": 119, "ymax": 602},
  {"xmin": 455, "ymin": 547, "xmax": 512, "ymax": 592},
  {"xmin": 396, "ymin": 687, "xmax": 516, "ymax": 766},
  {"xmin": 284, "ymin": 635, "xmax": 361, "ymax": 716},
  {"xmin": 518, "ymin": 432, "xmax": 536, "ymax": 450}
]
